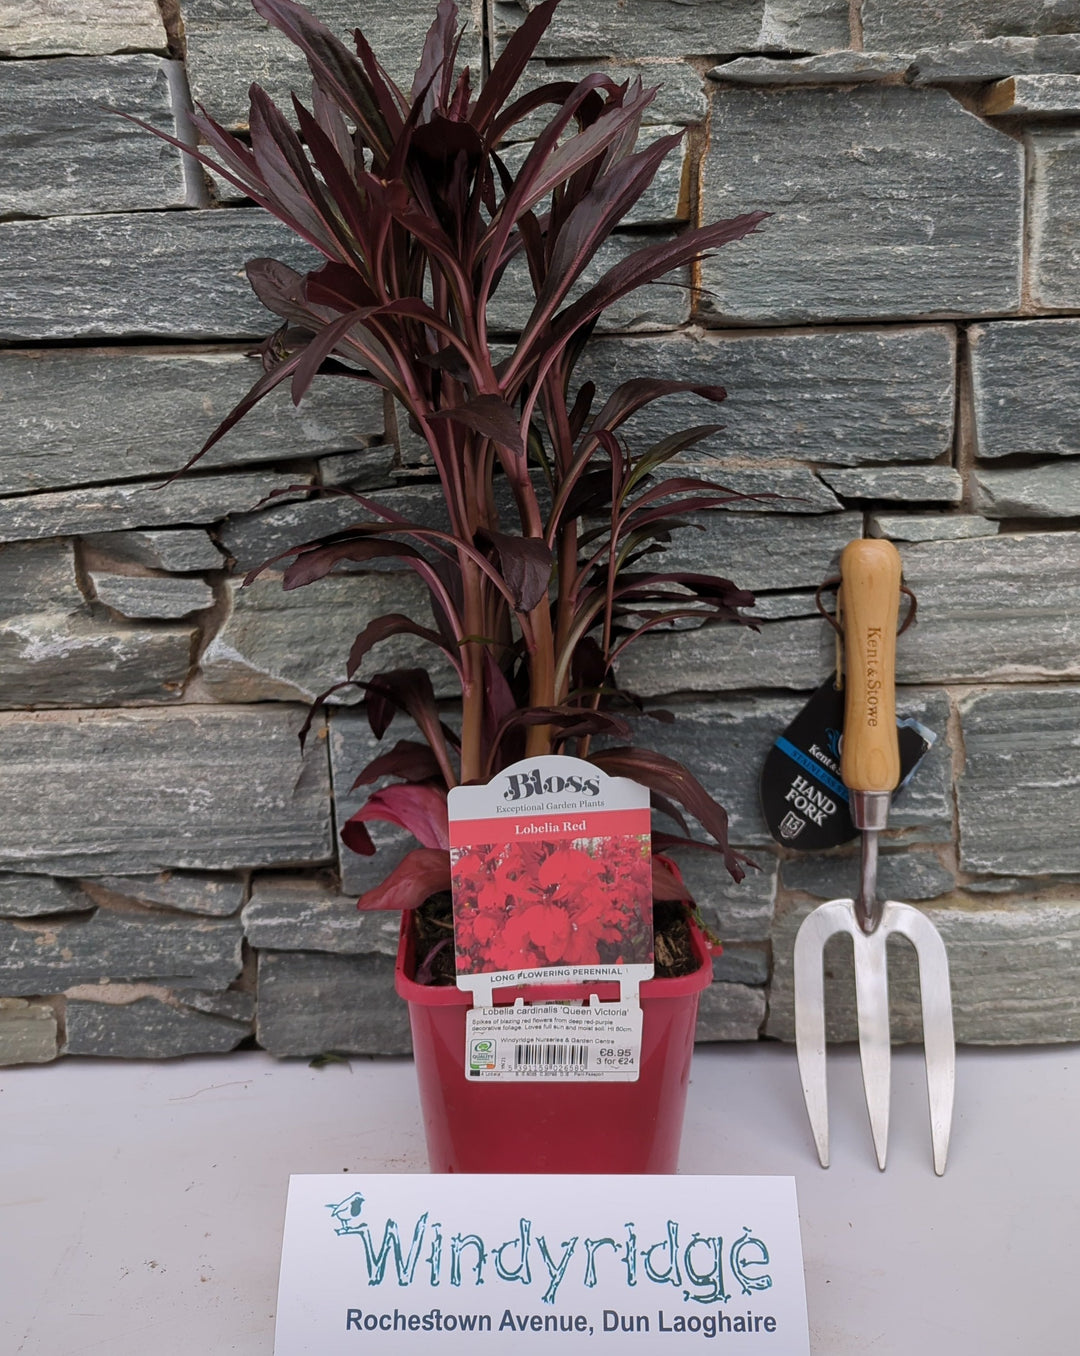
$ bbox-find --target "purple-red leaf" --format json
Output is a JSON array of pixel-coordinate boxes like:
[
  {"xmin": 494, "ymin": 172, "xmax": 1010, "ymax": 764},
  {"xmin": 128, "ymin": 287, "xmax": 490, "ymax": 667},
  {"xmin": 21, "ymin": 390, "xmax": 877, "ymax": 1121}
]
[
  {"xmin": 351, "ymin": 740, "xmax": 444, "ymax": 790},
  {"xmin": 169, "ymin": 345, "xmax": 307, "ymax": 478},
  {"xmin": 650, "ymin": 796, "xmax": 691, "ymax": 836},
  {"xmin": 589, "ymin": 745, "xmax": 745, "ymax": 882},
  {"xmin": 471, "ymin": 0, "xmax": 561, "ymax": 134},
  {"xmin": 282, "ymin": 538, "xmax": 422, "ymax": 589},
  {"xmin": 347, "ymin": 613, "xmax": 455, "ymax": 679},
  {"xmin": 652, "ymin": 855, "xmax": 694, "ymax": 902},
  {"xmin": 344, "ymin": 782, "xmax": 450, "ymax": 852},
  {"xmin": 588, "ymin": 379, "xmax": 727, "ymax": 441},
  {"xmin": 410, "ymin": 0, "xmax": 459, "ymax": 115},
  {"xmin": 356, "ymin": 847, "xmax": 451, "ymax": 911},
  {"xmin": 479, "ymin": 529, "xmax": 553, "ymax": 613},
  {"xmin": 429, "ymin": 394, "xmax": 524, "ymax": 457},
  {"xmin": 252, "ymin": 0, "xmax": 395, "ymax": 159},
  {"xmin": 362, "ymin": 669, "xmax": 452, "ymax": 783},
  {"xmin": 553, "ymin": 212, "xmax": 768, "ymax": 348}
]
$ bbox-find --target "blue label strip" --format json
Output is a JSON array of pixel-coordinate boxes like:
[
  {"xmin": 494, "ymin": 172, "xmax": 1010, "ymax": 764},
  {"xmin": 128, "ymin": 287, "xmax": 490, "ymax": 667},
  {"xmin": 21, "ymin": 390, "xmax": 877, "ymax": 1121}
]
[{"xmin": 775, "ymin": 736, "xmax": 850, "ymax": 804}]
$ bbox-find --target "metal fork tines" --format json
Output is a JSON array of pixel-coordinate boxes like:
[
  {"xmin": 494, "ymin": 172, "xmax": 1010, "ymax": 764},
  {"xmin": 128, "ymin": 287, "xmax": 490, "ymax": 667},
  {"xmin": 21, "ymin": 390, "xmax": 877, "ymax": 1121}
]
[{"xmin": 793, "ymin": 896, "xmax": 956, "ymax": 1176}]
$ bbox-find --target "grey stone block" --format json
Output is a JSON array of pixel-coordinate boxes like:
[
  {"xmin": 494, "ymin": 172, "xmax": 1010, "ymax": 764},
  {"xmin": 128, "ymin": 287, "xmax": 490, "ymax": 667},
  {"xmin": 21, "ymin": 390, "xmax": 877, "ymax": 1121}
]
[
  {"xmin": 577, "ymin": 328, "xmax": 956, "ymax": 467},
  {"xmin": 200, "ymin": 571, "xmax": 455, "ymax": 703},
  {"xmin": 0, "ymin": 348, "xmax": 380, "ymax": 495},
  {"xmin": 0, "ymin": 0, "xmax": 166, "ymax": 57},
  {"xmin": 64, "ymin": 996, "xmax": 251, "ymax": 1057},
  {"xmin": 0, "ymin": 909, "xmax": 243, "ymax": 995},
  {"xmin": 897, "ymin": 533, "xmax": 1080, "ymax": 683},
  {"xmin": 819, "ymin": 465, "xmax": 963, "ymax": 503},
  {"xmin": 616, "ymin": 615, "xmax": 833, "ymax": 696},
  {"xmin": 710, "ymin": 945, "xmax": 769, "ymax": 985},
  {"xmin": 864, "ymin": 3, "xmax": 1080, "ymax": 53},
  {"xmin": 0, "ymin": 56, "xmax": 188, "ymax": 219},
  {"xmin": 781, "ymin": 850, "xmax": 955, "ymax": 902},
  {"xmin": 0, "ymin": 209, "xmax": 320, "ymax": 343},
  {"xmin": 906, "ymin": 35, "xmax": 1080, "ymax": 84},
  {"xmin": 509, "ymin": 60, "xmax": 707, "ymax": 140},
  {"xmin": 317, "ymin": 445, "xmax": 398, "ymax": 491},
  {"xmin": 670, "ymin": 846, "xmax": 778, "ymax": 944},
  {"xmin": 869, "ymin": 513, "xmax": 999, "ymax": 542},
  {"xmin": 694, "ymin": 982, "xmax": 766, "ymax": 1042},
  {"xmin": 218, "ymin": 483, "xmax": 445, "ymax": 572},
  {"xmin": 330, "ymin": 710, "xmax": 421, "ymax": 897},
  {"xmin": 742, "ymin": 592, "xmax": 821, "ymax": 620},
  {"xmin": 981, "ymin": 73, "xmax": 1080, "ymax": 116},
  {"xmin": 184, "ymin": 0, "xmax": 483, "ymax": 131},
  {"xmin": 768, "ymin": 895, "xmax": 1080, "ymax": 1044},
  {"xmin": 961, "ymin": 875, "xmax": 1080, "ymax": 895},
  {"xmin": 656, "ymin": 509, "xmax": 864, "ymax": 590},
  {"xmin": 257, "ymin": 950, "xmax": 412, "ymax": 1056},
  {"xmin": 970, "ymin": 320, "xmax": 1080, "ymax": 461},
  {"xmin": 656, "ymin": 464, "xmax": 841, "ymax": 514},
  {"xmin": 700, "ymin": 87, "xmax": 1022, "ymax": 324},
  {"xmin": 0, "ymin": 999, "xmax": 58, "ymax": 1066},
  {"xmin": 89, "ymin": 872, "xmax": 245, "ymax": 917},
  {"xmin": 184, "ymin": 988, "xmax": 257, "ymax": 1022},
  {"xmin": 0, "ymin": 705, "xmax": 333, "ymax": 874},
  {"xmin": 975, "ymin": 463, "xmax": 1080, "ymax": 518},
  {"xmin": 0, "ymin": 613, "xmax": 196, "ymax": 708},
  {"xmin": 0, "ymin": 539, "xmax": 84, "ymax": 611},
  {"xmin": 958, "ymin": 686, "xmax": 1080, "ymax": 877},
  {"xmin": 1030, "ymin": 132, "xmax": 1080, "ymax": 310},
  {"xmin": 0, "ymin": 469, "xmax": 311, "ymax": 543},
  {"xmin": 492, "ymin": 0, "xmax": 849, "ymax": 60},
  {"xmin": 710, "ymin": 51, "xmax": 911, "ymax": 84},
  {"xmin": 89, "ymin": 572, "xmax": 215, "ymax": 619},
  {"xmin": 0, "ymin": 874, "xmax": 90, "ymax": 918},
  {"xmin": 84, "ymin": 529, "xmax": 224, "ymax": 573},
  {"xmin": 492, "ymin": 233, "xmax": 691, "ymax": 334},
  {"xmin": 243, "ymin": 875, "xmax": 401, "ymax": 954}
]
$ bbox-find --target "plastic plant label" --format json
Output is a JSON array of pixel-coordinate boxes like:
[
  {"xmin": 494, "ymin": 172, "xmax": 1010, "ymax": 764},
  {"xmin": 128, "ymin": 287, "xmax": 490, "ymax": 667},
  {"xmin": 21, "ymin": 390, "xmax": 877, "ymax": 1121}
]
[
  {"xmin": 275, "ymin": 1174, "xmax": 811, "ymax": 1355},
  {"xmin": 760, "ymin": 674, "xmax": 937, "ymax": 851},
  {"xmin": 447, "ymin": 755, "xmax": 654, "ymax": 998},
  {"xmin": 465, "ymin": 993, "xmax": 644, "ymax": 1082}
]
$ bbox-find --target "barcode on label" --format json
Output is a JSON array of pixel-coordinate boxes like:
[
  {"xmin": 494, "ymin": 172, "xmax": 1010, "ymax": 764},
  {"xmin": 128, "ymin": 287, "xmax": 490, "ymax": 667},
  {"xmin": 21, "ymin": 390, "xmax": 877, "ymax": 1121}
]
[{"xmin": 513, "ymin": 1042, "xmax": 589, "ymax": 1070}]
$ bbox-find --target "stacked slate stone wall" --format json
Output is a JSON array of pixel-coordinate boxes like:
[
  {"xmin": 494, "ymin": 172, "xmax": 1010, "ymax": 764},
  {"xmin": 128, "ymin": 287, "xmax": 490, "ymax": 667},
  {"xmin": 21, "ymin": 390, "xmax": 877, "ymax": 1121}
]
[{"xmin": 2, "ymin": 0, "xmax": 1079, "ymax": 1064}]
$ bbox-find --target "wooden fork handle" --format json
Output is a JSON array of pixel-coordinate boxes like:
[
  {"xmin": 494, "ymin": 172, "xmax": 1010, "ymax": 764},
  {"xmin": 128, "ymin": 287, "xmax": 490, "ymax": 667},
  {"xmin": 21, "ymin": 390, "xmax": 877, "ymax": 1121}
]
[{"xmin": 839, "ymin": 538, "xmax": 902, "ymax": 795}]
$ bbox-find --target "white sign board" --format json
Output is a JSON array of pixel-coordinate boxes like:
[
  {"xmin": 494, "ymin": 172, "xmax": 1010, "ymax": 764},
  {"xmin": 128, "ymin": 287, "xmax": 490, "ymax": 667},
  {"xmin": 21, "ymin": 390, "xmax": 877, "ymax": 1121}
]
[{"xmin": 274, "ymin": 1174, "xmax": 810, "ymax": 1355}]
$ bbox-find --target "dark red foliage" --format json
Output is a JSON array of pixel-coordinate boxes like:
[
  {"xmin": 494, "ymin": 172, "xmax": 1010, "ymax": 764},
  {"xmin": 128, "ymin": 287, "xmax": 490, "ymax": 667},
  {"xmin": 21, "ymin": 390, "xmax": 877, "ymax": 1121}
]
[{"xmin": 127, "ymin": 0, "xmax": 769, "ymax": 915}]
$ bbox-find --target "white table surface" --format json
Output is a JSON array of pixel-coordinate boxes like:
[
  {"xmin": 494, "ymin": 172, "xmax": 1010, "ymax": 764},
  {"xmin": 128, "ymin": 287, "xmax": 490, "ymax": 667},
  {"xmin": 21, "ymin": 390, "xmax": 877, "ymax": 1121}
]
[{"xmin": 1, "ymin": 1042, "xmax": 1075, "ymax": 1355}]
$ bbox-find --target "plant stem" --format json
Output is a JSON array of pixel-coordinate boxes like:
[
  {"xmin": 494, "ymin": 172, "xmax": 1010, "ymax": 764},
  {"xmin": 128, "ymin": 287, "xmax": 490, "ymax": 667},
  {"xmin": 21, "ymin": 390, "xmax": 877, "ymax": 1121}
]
[{"xmin": 459, "ymin": 555, "xmax": 487, "ymax": 783}]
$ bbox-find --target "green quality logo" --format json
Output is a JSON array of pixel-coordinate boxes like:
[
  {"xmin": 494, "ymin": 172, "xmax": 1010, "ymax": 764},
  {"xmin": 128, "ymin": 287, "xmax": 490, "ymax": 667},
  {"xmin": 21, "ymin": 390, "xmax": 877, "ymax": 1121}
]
[
  {"xmin": 325, "ymin": 1190, "xmax": 773, "ymax": 1313},
  {"xmin": 469, "ymin": 1039, "xmax": 495, "ymax": 1070}
]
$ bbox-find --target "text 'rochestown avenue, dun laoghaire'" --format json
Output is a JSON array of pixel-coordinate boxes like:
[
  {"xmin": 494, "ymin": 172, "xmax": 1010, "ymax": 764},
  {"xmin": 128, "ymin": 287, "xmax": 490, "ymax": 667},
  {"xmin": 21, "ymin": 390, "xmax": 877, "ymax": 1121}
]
[{"xmin": 274, "ymin": 1176, "xmax": 810, "ymax": 1353}]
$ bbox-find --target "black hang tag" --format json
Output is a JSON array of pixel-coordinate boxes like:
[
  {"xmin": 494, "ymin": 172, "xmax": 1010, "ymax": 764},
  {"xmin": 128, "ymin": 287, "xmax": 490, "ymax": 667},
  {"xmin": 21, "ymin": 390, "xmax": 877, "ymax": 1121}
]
[{"xmin": 760, "ymin": 674, "xmax": 937, "ymax": 850}]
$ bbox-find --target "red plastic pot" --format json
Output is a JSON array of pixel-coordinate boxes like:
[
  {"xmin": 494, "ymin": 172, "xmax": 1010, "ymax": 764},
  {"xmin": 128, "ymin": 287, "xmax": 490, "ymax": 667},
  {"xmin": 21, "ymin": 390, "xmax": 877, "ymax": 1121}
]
[{"xmin": 394, "ymin": 913, "xmax": 713, "ymax": 1174}]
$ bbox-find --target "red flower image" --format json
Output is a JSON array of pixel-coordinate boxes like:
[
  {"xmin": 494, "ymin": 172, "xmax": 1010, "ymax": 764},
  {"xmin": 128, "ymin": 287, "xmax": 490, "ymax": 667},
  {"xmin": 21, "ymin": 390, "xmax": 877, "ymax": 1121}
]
[{"xmin": 451, "ymin": 833, "xmax": 654, "ymax": 976}]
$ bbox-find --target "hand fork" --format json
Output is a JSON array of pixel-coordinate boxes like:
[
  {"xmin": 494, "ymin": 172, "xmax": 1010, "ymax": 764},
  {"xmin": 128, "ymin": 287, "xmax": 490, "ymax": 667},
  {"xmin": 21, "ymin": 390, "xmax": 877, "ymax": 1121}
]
[{"xmin": 793, "ymin": 538, "xmax": 955, "ymax": 1175}]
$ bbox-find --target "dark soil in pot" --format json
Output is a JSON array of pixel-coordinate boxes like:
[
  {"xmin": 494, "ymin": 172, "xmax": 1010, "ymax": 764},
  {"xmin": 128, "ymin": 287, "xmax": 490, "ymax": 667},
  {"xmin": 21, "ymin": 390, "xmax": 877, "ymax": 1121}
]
[{"xmin": 411, "ymin": 893, "xmax": 701, "ymax": 985}]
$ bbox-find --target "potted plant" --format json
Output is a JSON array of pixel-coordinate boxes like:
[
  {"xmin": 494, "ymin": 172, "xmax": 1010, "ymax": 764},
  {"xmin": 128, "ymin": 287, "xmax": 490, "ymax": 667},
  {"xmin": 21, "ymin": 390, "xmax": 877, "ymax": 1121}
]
[{"xmin": 133, "ymin": 0, "xmax": 765, "ymax": 1171}]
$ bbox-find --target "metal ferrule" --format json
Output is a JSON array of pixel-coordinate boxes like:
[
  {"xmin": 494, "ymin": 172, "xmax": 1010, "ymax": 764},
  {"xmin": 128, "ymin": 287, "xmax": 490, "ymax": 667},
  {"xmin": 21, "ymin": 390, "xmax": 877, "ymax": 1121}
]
[
  {"xmin": 851, "ymin": 793, "xmax": 890, "ymax": 934},
  {"xmin": 850, "ymin": 790, "xmax": 891, "ymax": 832}
]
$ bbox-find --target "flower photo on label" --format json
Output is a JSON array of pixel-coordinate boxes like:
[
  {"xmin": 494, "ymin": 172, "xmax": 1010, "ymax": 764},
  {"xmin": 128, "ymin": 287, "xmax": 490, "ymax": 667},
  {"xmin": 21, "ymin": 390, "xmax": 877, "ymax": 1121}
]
[{"xmin": 451, "ymin": 833, "xmax": 654, "ymax": 977}]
